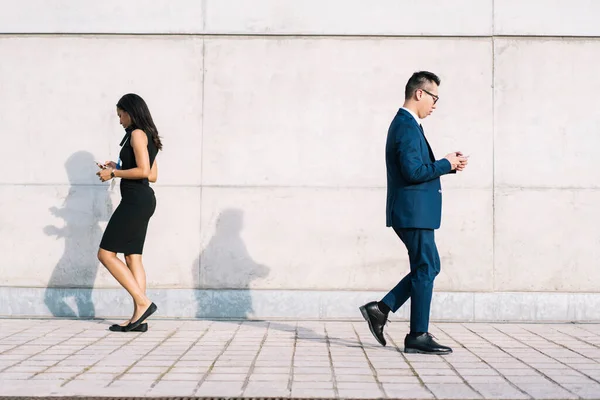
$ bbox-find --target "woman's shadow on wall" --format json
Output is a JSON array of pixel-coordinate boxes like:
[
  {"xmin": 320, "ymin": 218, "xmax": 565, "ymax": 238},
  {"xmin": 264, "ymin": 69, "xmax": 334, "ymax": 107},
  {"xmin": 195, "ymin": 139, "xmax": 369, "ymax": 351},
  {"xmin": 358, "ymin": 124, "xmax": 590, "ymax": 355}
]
[
  {"xmin": 194, "ymin": 208, "xmax": 269, "ymax": 319},
  {"xmin": 43, "ymin": 151, "xmax": 113, "ymax": 318}
]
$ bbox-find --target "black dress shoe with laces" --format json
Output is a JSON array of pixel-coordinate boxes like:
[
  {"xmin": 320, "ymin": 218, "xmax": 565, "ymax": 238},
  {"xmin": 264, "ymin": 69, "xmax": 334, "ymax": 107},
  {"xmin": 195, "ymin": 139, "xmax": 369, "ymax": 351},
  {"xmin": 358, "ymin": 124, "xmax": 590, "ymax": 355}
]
[
  {"xmin": 359, "ymin": 301, "xmax": 388, "ymax": 346},
  {"xmin": 404, "ymin": 332, "xmax": 452, "ymax": 355}
]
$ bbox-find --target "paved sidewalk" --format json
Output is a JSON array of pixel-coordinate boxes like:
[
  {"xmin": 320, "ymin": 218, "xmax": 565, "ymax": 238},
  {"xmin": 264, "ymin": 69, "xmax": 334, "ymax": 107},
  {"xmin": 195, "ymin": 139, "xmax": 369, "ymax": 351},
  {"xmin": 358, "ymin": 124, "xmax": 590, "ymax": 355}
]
[{"xmin": 1, "ymin": 319, "xmax": 600, "ymax": 399}]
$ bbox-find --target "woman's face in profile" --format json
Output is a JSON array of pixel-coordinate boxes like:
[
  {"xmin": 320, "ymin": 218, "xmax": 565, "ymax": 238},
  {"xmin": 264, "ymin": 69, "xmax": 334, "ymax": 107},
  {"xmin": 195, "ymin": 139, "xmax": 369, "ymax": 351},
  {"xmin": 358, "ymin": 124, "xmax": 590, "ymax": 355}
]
[{"xmin": 117, "ymin": 108, "xmax": 132, "ymax": 129}]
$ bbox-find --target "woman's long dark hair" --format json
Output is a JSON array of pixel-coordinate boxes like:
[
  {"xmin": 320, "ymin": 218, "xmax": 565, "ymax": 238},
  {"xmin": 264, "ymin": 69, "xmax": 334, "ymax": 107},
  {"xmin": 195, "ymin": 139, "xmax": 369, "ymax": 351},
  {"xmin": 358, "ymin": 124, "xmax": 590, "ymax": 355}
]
[{"xmin": 117, "ymin": 93, "xmax": 163, "ymax": 151}]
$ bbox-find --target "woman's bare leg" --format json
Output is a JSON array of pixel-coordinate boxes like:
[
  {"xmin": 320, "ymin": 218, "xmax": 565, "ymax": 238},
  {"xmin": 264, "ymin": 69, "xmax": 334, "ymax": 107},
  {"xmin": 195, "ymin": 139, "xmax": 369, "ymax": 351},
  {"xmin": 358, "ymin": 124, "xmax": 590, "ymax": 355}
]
[
  {"xmin": 98, "ymin": 249, "xmax": 151, "ymax": 324},
  {"xmin": 125, "ymin": 254, "xmax": 147, "ymax": 293},
  {"xmin": 115, "ymin": 254, "xmax": 148, "ymax": 326}
]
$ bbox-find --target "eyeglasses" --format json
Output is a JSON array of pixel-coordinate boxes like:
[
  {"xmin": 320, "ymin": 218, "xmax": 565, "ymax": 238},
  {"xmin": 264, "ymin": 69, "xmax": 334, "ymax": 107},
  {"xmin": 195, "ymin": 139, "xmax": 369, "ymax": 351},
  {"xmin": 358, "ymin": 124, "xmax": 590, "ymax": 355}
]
[{"xmin": 420, "ymin": 89, "xmax": 439, "ymax": 104}]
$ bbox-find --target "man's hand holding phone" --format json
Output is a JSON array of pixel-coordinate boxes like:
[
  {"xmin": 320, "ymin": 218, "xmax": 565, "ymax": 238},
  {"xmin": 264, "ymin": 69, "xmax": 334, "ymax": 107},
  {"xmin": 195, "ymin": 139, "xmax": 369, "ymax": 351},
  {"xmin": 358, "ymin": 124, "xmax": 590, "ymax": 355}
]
[
  {"xmin": 455, "ymin": 152, "xmax": 469, "ymax": 172},
  {"xmin": 445, "ymin": 151, "xmax": 469, "ymax": 171}
]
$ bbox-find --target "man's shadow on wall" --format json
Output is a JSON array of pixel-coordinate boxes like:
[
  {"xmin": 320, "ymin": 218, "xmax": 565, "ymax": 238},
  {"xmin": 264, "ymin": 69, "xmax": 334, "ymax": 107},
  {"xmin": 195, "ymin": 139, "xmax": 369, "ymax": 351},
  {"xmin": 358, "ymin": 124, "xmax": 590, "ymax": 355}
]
[
  {"xmin": 194, "ymin": 208, "xmax": 269, "ymax": 319},
  {"xmin": 192, "ymin": 208, "xmax": 394, "ymax": 351},
  {"xmin": 43, "ymin": 151, "xmax": 113, "ymax": 318}
]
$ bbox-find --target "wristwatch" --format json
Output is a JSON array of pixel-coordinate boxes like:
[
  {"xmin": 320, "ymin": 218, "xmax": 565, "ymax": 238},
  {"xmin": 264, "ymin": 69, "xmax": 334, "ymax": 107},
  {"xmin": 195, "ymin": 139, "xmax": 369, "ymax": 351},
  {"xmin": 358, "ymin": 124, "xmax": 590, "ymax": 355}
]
[{"xmin": 110, "ymin": 170, "xmax": 115, "ymax": 179}]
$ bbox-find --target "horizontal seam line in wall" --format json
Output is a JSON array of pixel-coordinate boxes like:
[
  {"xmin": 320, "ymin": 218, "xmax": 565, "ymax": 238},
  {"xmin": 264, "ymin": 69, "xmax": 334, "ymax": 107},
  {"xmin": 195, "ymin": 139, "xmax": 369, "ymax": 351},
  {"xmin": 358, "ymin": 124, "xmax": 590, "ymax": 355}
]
[
  {"xmin": 2, "ymin": 183, "xmax": 386, "ymax": 189},
  {"xmin": 0, "ymin": 183, "xmax": 495, "ymax": 189},
  {"xmin": 493, "ymin": 186, "xmax": 600, "ymax": 190},
  {"xmin": 1, "ymin": 33, "xmax": 600, "ymax": 39},
  {"xmin": 0, "ymin": 183, "xmax": 593, "ymax": 190},
  {"xmin": 3, "ymin": 287, "xmax": 596, "ymax": 294}
]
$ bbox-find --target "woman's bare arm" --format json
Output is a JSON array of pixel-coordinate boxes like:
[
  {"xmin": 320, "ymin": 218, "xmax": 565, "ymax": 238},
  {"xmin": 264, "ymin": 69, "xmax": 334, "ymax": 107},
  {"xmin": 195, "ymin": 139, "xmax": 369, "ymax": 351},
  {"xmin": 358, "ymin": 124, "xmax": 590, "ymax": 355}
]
[{"xmin": 148, "ymin": 160, "xmax": 158, "ymax": 183}]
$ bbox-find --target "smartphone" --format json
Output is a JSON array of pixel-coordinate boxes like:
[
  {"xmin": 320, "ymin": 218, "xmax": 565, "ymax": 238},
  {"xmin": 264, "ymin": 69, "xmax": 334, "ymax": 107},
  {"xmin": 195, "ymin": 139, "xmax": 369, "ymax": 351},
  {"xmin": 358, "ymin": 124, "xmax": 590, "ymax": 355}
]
[{"xmin": 95, "ymin": 161, "xmax": 107, "ymax": 169}]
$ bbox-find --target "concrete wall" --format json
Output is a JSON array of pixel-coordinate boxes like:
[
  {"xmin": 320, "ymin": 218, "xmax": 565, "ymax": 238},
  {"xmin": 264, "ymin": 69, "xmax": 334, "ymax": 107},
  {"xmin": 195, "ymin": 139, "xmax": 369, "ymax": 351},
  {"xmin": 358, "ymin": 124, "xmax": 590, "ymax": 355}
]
[{"xmin": 1, "ymin": 1, "xmax": 599, "ymax": 321}]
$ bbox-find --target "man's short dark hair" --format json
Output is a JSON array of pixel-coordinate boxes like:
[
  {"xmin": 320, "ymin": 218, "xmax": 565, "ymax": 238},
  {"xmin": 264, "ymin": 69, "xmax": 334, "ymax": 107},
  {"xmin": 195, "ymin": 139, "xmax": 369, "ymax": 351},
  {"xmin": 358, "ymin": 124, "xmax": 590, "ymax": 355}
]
[{"xmin": 404, "ymin": 71, "xmax": 441, "ymax": 100}]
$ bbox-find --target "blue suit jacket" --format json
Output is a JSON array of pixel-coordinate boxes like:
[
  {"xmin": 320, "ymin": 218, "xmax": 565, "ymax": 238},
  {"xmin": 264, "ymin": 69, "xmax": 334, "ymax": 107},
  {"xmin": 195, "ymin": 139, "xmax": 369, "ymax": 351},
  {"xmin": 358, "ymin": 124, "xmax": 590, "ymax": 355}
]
[{"xmin": 385, "ymin": 108, "xmax": 453, "ymax": 229}]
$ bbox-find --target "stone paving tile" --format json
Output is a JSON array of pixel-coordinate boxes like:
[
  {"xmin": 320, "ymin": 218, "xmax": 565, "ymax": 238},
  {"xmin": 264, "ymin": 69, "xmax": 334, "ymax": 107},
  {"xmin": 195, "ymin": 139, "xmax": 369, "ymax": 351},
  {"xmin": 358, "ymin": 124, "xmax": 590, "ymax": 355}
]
[
  {"xmin": 497, "ymin": 367, "xmax": 542, "ymax": 376},
  {"xmin": 147, "ymin": 380, "xmax": 198, "ymax": 396},
  {"xmin": 293, "ymin": 373, "xmax": 333, "ymax": 382},
  {"xmin": 382, "ymin": 383, "xmax": 435, "ymax": 399},
  {"xmin": 292, "ymin": 388, "xmax": 336, "ymax": 398},
  {"xmin": 414, "ymin": 368, "xmax": 459, "ymax": 376},
  {"xmin": 248, "ymin": 373, "xmax": 290, "ymax": 382},
  {"xmin": 336, "ymin": 382, "xmax": 380, "ymax": 391},
  {"xmin": 378, "ymin": 375, "xmax": 420, "ymax": 384},
  {"xmin": 45, "ymin": 365, "xmax": 85, "ymax": 373},
  {"xmin": 562, "ymin": 382, "xmax": 600, "ymax": 399},
  {"xmin": 72, "ymin": 372, "xmax": 118, "ymax": 381},
  {"xmin": 376, "ymin": 368, "xmax": 415, "ymax": 376},
  {"xmin": 2, "ymin": 319, "xmax": 600, "ymax": 399},
  {"xmin": 117, "ymin": 372, "xmax": 161, "ymax": 380},
  {"xmin": 3, "ymin": 365, "xmax": 47, "ymax": 373},
  {"xmin": 292, "ymin": 382, "xmax": 333, "ymax": 390},
  {"xmin": 463, "ymin": 375, "xmax": 510, "ymax": 384},
  {"xmin": 420, "ymin": 374, "xmax": 464, "ymax": 384},
  {"xmin": 244, "ymin": 387, "xmax": 291, "ymax": 398},
  {"xmin": 30, "ymin": 372, "xmax": 75, "ymax": 380},
  {"xmin": 0, "ymin": 379, "xmax": 63, "ymax": 397},
  {"xmin": 337, "ymin": 389, "xmax": 384, "ymax": 399},
  {"xmin": 99, "ymin": 380, "xmax": 154, "ymax": 397},
  {"xmin": 161, "ymin": 372, "xmax": 204, "ymax": 380},
  {"xmin": 333, "ymin": 367, "xmax": 373, "ymax": 375},
  {"xmin": 195, "ymin": 381, "xmax": 244, "ymax": 397},
  {"xmin": 169, "ymin": 366, "xmax": 209, "ymax": 374},
  {"xmin": 0, "ymin": 372, "xmax": 34, "ymax": 380},
  {"xmin": 505, "ymin": 375, "xmax": 553, "ymax": 384},
  {"xmin": 252, "ymin": 366, "xmax": 290, "ymax": 374},
  {"xmin": 516, "ymin": 383, "xmax": 580, "ymax": 399},
  {"xmin": 469, "ymin": 383, "xmax": 530, "ymax": 399},
  {"xmin": 126, "ymin": 365, "xmax": 167, "ymax": 373},
  {"xmin": 335, "ymin": 374, "xmax": 377, "ymax": 383},
  {"xmin": 426, "ymin": 383, "xmax": 483, "ymax": 399},
  {"xmin": 205, "ymin": 372, "xmax": 247, "ymax": 381}
]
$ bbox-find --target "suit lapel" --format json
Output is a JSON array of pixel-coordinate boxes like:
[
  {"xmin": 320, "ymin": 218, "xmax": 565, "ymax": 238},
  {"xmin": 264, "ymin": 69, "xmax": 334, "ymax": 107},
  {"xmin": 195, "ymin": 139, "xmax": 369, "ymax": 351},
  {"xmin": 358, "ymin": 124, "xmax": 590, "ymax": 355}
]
[
  {"xmin": 418, "ymin": 124, "xmax": 436, "ymax": 162},
  {"xmin": 397, "ymin": 108, "xmax": 435, "ymax": 162}
]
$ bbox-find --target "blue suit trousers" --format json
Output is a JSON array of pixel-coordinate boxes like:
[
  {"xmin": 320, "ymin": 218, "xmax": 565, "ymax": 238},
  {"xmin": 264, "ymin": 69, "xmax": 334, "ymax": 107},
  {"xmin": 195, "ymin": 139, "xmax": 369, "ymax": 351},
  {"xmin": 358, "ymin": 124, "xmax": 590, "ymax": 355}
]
[{"xmin": 381, "ymin": 226, "xmax": 441, "ymax": 333}]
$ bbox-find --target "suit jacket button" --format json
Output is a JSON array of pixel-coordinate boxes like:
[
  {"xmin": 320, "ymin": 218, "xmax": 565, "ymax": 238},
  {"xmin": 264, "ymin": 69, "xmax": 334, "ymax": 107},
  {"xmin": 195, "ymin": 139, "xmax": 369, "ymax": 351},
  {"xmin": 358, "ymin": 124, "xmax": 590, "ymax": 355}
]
[{"xmin": 438, "ymin": 189, "xmax": 442, "ymax": 193}]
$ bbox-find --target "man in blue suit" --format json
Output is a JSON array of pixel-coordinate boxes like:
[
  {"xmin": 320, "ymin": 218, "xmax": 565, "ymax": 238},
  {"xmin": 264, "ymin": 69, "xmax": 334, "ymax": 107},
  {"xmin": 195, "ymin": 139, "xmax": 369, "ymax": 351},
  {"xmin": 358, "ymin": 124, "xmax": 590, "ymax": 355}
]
[{"xmin": 360, "ymin": 71, "xmax": 468, "ymax": 355}]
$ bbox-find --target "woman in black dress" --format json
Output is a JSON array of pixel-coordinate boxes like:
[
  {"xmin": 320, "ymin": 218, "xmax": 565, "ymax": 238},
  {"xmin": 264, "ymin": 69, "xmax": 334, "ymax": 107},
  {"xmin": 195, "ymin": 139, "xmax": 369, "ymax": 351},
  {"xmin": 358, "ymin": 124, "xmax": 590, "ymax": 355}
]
[{"xmin": 96, "ymin": 93, "xmax": 161, "ymax": 332}]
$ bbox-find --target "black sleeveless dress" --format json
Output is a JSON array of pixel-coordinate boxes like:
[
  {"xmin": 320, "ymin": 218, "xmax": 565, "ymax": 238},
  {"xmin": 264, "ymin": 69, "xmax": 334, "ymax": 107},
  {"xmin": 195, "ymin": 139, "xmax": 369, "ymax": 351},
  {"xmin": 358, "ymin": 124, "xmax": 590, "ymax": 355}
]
[{"xmin": 100, "ymin": 127, "xmax": 158, "ymax": 255}]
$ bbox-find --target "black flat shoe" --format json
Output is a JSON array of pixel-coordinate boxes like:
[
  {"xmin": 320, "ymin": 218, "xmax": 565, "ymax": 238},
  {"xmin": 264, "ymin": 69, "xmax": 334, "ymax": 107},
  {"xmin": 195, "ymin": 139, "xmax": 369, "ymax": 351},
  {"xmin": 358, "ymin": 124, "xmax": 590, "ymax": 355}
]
[
  {"xmin": 359, "ymin": 301, "xmax": 388, "ymax": 346},
  {"xmin": 124, "ymin": 302, "xmax": 157, "ymax": 332},
  {"xmin": 109, "ymin": 323, "xmax": 148, "ymax": 332},
  {"xmin": 404, "ymin": 332, "xmax": 452, "ymax": 355}
]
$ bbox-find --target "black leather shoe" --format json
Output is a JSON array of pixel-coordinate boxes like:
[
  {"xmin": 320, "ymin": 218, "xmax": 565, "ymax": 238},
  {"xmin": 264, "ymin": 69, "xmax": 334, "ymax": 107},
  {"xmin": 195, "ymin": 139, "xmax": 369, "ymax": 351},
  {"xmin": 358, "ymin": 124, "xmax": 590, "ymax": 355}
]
[
  {"xmin": 109, "ymin": 323, "xmax": 148, "ymax": 332},
  {"xmin": 404, "ymin": 332, "xmax": 452, "ymax": 355},
  {"xmin": 359, "ymin": 301, "xmax": 388, "ymax": 346},
  {"xmin": 124, "ymin": 302, "xmax": 157, "ymax": 332}
]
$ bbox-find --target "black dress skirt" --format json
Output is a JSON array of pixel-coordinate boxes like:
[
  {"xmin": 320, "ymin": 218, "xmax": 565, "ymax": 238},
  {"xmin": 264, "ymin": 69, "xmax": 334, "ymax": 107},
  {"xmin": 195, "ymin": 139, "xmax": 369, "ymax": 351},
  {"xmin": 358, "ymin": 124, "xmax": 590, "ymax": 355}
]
[{"xmin": 100, "ymin": 127, "xmax": 158, "ymax": 255}]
